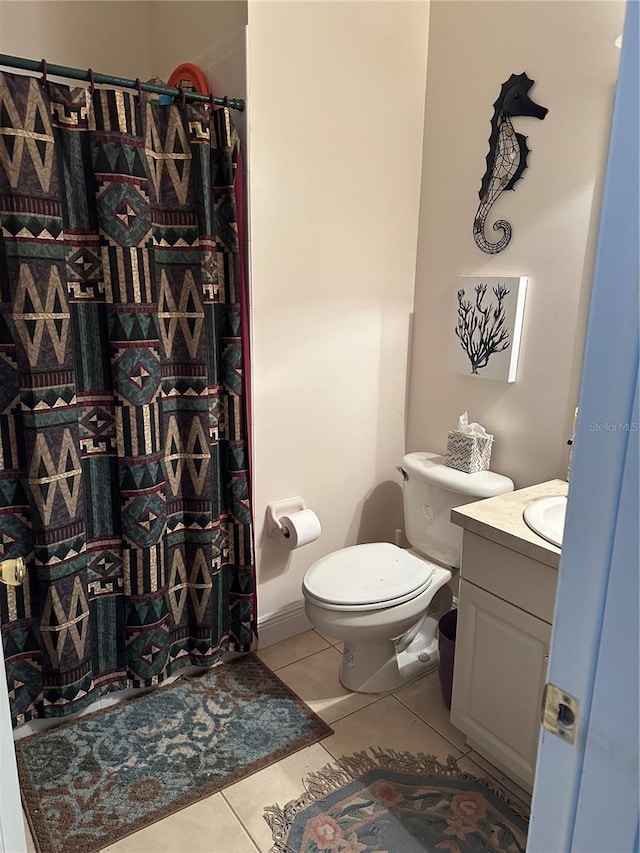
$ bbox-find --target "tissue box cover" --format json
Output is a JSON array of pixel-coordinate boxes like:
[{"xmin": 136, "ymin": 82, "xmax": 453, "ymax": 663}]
[{"xmin": 445, "ymin": 430, "xmax": 493, "ymax": 473}]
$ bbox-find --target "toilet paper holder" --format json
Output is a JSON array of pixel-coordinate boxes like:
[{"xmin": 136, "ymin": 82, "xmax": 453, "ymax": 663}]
[{"xmin": 266, "ymin": 497, "xmax": 306, "ymax": 538}]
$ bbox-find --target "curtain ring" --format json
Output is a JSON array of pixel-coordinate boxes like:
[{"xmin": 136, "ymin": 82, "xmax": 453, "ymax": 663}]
[
  {"xmin": 135, "ymin": 77, "xmax": 143, "ymax": 103},
  {"xmin": 208, "ymin": 92, "xmax": 215, "ymax": 110},
  {"xmin": 223, "ymin": 95, "xmax": 229, "ymax": 109},
  {"xmin": 88, "ymin": 68, "xmax": 95, "ymax": 95},
  {"xmin": 178, "ymin": 87, "xmax": 187, "ymax": 110},
  {"xmin": 40, "ymin": 58, "xmax": 47, "ymax": 85}
]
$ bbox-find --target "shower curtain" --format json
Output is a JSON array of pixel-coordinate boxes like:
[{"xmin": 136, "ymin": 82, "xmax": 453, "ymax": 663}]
[{"xmin": 0, "ymin": 72, "xmax": 255, "ymax": 726}]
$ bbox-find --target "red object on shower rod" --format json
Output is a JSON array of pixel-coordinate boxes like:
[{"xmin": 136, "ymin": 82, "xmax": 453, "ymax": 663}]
[{"xmin": 167, "ymin": 63, "xmax": 209, "ymax": 96}]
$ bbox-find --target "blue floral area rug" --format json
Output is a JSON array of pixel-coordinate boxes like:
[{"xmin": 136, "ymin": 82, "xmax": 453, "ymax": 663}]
[
  {"xmin": 264, "ymin": 748, "xmax": 529, "ymax": 853},
  {"xmin": 16, "ymin": 654, "xmax": 332, "ymax": 853}
]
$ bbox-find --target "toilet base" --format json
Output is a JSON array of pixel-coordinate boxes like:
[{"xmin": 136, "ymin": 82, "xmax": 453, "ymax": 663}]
[{"xmin": 339, "ymin": 630, "xmax": 440, "ymax": 693}]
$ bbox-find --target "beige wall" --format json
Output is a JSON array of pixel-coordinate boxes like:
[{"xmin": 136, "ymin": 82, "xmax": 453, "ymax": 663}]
[
  {"xmin": 247, "ymin": 0, "xmax": 430, "ymax": 625},
  {"xmin": 0, "ymin": 1, "xmax": 154, "ymax": 79},
  {"xmin": 142, "ymin": 1, "xmax": 249, "ymax": 166},
  {"xmin": 8, "ymin": 0, "xmax": 614, "ymax": 633},
  {"xmin": 0, "ymin": 0, "xmax": 428, "ymax": 631},
  {"xmin": 148, "ymin": 0, "xmax": 247, "ymax": 81},
  {"xmin": 0, "ymin": 1, "xmax": 247, "ymax": 84},
  {"xmin": 407, "ymin": 0, "xmax": 624, "ymax": 488}
]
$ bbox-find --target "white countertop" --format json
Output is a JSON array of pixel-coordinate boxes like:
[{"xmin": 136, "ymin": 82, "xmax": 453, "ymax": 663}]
[{"xmin": 451, "ymin": 479, "xmax": 568, "ymax": 569}]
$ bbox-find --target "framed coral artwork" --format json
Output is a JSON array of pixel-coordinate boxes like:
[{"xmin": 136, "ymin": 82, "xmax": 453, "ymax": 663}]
[{"xmin": 449, "ymin": 275, "xmax": 527, "ymax": 382}]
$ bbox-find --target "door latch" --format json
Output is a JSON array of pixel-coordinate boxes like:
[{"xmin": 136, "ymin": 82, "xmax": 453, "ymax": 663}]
[
  {"xmin": 541, "ymin": 682, "xmax": 579, "ymax": 744},
  {"xmin": 0, "ymin": 557, "xmax": 27, "ymax": 587}
]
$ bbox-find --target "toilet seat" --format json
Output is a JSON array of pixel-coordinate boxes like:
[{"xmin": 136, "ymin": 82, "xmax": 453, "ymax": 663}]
[{"xmin": 302, "ymin": 542, "xmax": 436, "ymax": 612}]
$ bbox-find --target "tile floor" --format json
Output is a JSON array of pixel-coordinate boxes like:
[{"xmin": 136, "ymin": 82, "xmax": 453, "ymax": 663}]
[{"xmin": 23, "ymin": 629, "xmax": 532, "ymax": 853}]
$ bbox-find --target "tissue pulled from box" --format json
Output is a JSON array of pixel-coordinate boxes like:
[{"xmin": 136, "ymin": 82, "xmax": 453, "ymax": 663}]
[
  {"xmin": 457, "ymin": 411, "xmax": 493, "ymax": 441},
  {"xmin": 445, "ymin": 412, "xmax": 494, "ymax": 473}
]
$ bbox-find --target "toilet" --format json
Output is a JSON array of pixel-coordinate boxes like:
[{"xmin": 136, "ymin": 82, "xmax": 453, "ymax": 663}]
[{"xmin": 302, "ymin": 451, "xmax": 514, "ymax": 693}]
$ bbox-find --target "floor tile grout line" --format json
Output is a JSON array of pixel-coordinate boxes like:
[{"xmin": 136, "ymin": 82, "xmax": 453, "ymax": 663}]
[
  {"xmin": 458, "ymin": 754, "xmax": 532, "ymax": 807},
  {"xmin": 264, "ymin": 657, "xmax": 485, "ymax": 773},
  {"xmin": 260, "ymin": 647, "xmax": 529, "ymax": 806},
  {"xmin": 386, "ymin": 694, "xmax": 464, "ymax": 757},
  {"xmin": 318, "ymin": 741, "xmax": 337, "ymax": 762},
  {"xmin": 308, "ymin": 740, "xmax": 340, "ymax": 768},
  {"xmin": 319, "ymin": 682, "xmax": 527, "ymax": 804},
  {"xmin": 320, "ymin": 692, "xmax": 389, "ymax": 728},
  {"xmin": 392, "ymin": 691, "xmax": 468, "ymax": 754},
  {"xmin": 258, "ymin": 642, "xmax": 335, "ymax": 672},
  {"xmin": 331, "ymin": 689, "xmax": 529, "ymax": 806},
  {"xmin": 220, "ymin": 790, "xmax": 263, "ymax": 853},
  {"xmin": 220, "ymin": 742, "xmax": 338, "ymax": 852},
  {"xmin": 311, "ymin": 630, "xmax": 342, "ymax": 647}
]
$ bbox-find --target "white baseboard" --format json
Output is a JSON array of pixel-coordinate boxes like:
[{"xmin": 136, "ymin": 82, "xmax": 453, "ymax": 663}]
[{"xmin": 257, "ymin": 600, "xmax": 312, "ymax": 649}]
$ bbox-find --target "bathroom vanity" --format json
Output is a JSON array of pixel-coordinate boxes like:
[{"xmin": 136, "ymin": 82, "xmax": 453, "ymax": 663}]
[{"xmin": 449, "ymin": 480, "xmax": 567, "ymax": 792}]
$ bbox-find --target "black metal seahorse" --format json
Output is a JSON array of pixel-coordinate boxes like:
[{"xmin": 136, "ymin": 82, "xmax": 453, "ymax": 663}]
[{"xmin": 473, "ymin": 73, "xmax": 548, "ymax": 255}]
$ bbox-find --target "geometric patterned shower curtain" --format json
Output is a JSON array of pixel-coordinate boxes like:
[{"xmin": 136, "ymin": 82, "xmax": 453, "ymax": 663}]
[{"xmin": 0, "ymin": 72, "xmax": 255, "ymax": 727}]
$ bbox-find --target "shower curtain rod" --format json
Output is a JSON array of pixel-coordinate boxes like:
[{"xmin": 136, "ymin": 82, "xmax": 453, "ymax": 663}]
[{"xmin": 0, "ymin": 53, "xmax": 246, "ymax": 111}]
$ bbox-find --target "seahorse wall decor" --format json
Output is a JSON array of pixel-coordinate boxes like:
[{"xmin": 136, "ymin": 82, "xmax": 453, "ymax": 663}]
[{"xmin": 473, "ymin": 73, "xmax": 548, "ymax": 255}]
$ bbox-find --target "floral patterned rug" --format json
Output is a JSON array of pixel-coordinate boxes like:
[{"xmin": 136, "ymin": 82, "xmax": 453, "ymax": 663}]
[
  {"xmin": 264, "ymin": 748, "xmax": 528, "ymax": 853},
  {"xmin": 16, "ymin": 655, "xmax": 332, "ymax": 853}
]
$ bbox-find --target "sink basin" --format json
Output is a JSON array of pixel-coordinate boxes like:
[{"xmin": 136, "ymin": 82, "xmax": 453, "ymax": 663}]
[{"xmin": 523, "ymin": 495, "xmax": 567, "ymax": 547}]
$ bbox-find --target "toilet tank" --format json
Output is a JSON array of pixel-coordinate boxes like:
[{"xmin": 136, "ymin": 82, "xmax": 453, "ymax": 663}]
[{"xmin": 401, "ymin": 452, "xmax": 514, "ymax": 568}]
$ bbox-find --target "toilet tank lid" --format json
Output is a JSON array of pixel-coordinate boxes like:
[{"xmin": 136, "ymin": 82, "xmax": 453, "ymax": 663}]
[{"xmin": 402, "ymin": 452, "xmax": 514, "ymax": 498}]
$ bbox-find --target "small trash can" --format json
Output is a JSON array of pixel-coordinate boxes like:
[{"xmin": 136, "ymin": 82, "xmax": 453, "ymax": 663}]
[{"xmin": 438, "ymin": 609, "xmax": 457, "ymax": 710}]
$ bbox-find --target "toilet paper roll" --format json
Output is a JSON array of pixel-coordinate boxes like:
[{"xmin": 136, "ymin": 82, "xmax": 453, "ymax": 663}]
[{"xmin": 279, "ymin": 509, "xmax": 321, "ymax": 549}]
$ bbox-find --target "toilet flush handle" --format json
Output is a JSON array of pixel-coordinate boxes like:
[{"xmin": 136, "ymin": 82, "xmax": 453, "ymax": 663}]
[{"xmin": 396, "ymin": 466, "xmax": 408, "ymax": 482}]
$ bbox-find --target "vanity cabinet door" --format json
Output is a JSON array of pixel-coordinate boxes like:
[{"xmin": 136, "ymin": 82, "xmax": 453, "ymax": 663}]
[{"xmin": 451, "ymin": 579, "xmax": 550, "ymax": 790}]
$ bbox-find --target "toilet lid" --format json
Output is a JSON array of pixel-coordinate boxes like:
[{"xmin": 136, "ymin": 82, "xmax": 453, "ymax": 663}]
[{"xmin": 303, "ymin": 543, "xmax": 435, "ymax": 608}]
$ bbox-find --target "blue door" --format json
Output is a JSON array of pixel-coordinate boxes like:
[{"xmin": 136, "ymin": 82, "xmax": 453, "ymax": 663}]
[{"xmin": 527, "ymin": 2, "xmax": 639, "ymax": 850}]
